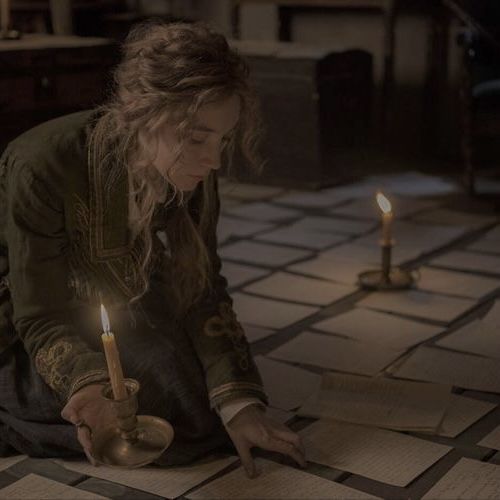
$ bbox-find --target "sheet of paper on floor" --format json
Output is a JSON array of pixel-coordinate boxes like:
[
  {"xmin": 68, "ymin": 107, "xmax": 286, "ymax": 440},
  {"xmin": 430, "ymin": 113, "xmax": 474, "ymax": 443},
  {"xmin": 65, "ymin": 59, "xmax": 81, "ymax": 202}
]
[
  {"xmin": 218, "ymin": 215, "xmax": 275, "ymax": 238},
  {"xmin": 219, "ymin": 182, "xmax": 285, "ymax": 201},
  {"xmin": 482, "ymin": 300, "xmax": 500, "ymax": 329},
  {"xmin": 432, "ymin": 394, "xmax": 497, "ymax": 438},
  {"xmin": 255, "ymin": 356, "xmax": 321, "ymax": 411},
  {"xmin": 221, "ymin": 261, "xmax": 270, "ymax": 289},
  {"xmin": 291, "ymin": 215, "xmax": 377, "ymax": 235},
  {"xmin": 467, "ymin": 237, "xmax": 500, "ymax": 255},
  {"xmin": 298, "ymin": 372, "xmax": 451, "ymax": 432},
  {"xmin": 328, "ymin": 196, "xmax": 439, "ymax": 220},
  {"xmin": 313, "ymin": 308, "xmax": 442, "ymax": 351},
  {"xmin": 225, "ymin": 201, "xmax": 302, "ymax": 222},
  {"xmin": 411, "ymin": 208, "xmax": 498, "ymax": 229},
  {"xmin": 300, "ymin": 420, "xmax": 452, "ymax": 487},
  {"xmin": 435, "ymin": 320, "xmax": 500, "ymax": 360},
  {"xmin": 243, "ymin": 324, "xmax": 276, "ymax": 343},
  {"xmin": 265, "ymin": 407, "xmax": 295, "ymax": 424},
  {"xmin": 58, "ymin": 456, "xmax": 237, "ymax": 499},
  {"xmin": 422, "ymin": 458, "xmax": 500, "ymax": 499},
  {"xmin": 268, "ymin": 331, "xmax": 404, "ymax": 376},
  {"xmin": 243, "ymin": 272, "xmax": 357, "ymax": 306},
  {"xmin": 288, "ymin": 255, "xmax": 369, "ymax": 285},
  {"xmin": 391, "ymin": 345, "xmax": 500, "ymax": 394},
  {"xmin": 354, "ymin": 221, "xmax": 466, "ymax": 252},
  {"xmin": 357, "ymin": 289, "xmax": 476, "ymax": 324},
  {"xmin": 430, "ymin": 250, "xmax": 500, "ymax": 275},
  {"xmin": 482, "ymin": 225, "xmax": 500, "ymax": 241},
  {"xmin": 273, "ymin": 190, "xmax": 353, "ymax": 209},
  {"xmin": 0, "ymin": 455, "xmax": 27, "ymax": 472},
  {"xmin": 186, "ymin": 458, "xmax": 380, "ymax": 499},
  {"xmin": 219, "ymin": 240, "xmax": 312, "ymax": 267},
  {"xmin": 416, "ymin": 266, "xmax": 500, "ymax": 299},
  {"xmin": 232, "ymin": 293, "xmax": 318, "ymax": 329},
  {"xmin": 254, "ymin": 226, "xmax": 349, "ymax": 250},
  {"xmin": 321, "ymin": 242, "xmax": 422, "ymax": 266},
  {"xmin": 478, "ymin": 424, "xmax": 500, "ymax": 450},
  {"xmin": 0, "ymin": 474, "xmax": 109, "ymax": 500}
]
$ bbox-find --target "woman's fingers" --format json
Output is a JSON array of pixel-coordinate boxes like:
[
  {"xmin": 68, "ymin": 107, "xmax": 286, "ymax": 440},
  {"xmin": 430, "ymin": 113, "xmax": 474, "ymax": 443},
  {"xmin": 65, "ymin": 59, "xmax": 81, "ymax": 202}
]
[
  {"xmin": 270, "ymin": 426, "xmax": 306, "ymax": 456},
  {"xmin": 262, "ymin": 434, "xmax": 306, "ymax": 468},
  {"xmin": 76, "ymin": 425, "xmax": 97, "ymax": 466},
  {"xmin": 233, "ymin": 439, "xmax": 257, "ymax": 479}
]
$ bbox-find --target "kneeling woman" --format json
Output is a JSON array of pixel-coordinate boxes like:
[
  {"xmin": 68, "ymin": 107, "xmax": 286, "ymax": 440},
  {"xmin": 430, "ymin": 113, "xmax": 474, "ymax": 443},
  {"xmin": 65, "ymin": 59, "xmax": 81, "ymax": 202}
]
[{"xmin": 0, "ymin": 21, "xmax": 304, "ymax": 477}]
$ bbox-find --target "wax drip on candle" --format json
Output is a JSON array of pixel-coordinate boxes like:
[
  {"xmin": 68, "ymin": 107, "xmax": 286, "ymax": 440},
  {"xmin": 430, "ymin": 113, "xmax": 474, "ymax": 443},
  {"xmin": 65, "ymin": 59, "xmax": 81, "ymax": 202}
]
[{"xmin": 376, "ymin": 192, "xmax": 393, "ymax": 246}]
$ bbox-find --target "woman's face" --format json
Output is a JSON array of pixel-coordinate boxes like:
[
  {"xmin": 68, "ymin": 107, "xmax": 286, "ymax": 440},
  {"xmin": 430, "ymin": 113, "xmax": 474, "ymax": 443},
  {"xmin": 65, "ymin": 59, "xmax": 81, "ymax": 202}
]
[{"xmin": 152, "ymin": 94, "xmax": 241, "ymax": 192}]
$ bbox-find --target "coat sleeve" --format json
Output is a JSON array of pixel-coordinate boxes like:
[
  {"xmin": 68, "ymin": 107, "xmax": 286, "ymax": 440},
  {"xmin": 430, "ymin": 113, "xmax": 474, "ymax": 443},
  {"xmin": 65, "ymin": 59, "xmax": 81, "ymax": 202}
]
[
  {"xmin": 183, "ymin": 174, "xmax": 267, "ymax": 409},
  {"xmin": 4, "ymin": 155, "xmax": 109, "ymax": 403}
]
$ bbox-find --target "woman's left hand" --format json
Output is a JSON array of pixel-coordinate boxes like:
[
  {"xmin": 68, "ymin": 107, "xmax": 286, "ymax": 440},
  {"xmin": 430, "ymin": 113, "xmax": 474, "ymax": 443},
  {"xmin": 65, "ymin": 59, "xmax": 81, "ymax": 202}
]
[{"xmin": 225, "ymin": 404, "xmax": 306, "ymax": 478}]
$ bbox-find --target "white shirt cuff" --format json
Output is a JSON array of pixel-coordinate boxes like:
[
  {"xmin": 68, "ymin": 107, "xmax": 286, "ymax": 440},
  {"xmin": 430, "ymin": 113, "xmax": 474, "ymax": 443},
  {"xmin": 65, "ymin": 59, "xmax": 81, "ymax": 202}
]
[{"xmin": 217, "ymin": 397, "xmax": 265, "ymax": 425}]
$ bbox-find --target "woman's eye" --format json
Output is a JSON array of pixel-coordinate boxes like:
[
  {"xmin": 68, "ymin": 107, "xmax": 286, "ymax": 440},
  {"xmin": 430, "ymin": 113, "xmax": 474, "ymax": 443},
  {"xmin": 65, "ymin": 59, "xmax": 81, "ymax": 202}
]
[{"xmin": 189, "ymin": 135, "xmax": 206, "ymax": 145}]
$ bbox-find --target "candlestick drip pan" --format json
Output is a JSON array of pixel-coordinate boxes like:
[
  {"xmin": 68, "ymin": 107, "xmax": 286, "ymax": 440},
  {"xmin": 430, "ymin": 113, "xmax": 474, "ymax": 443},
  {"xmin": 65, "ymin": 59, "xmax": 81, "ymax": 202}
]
[{"xmin": 358, "ymin": 267, "xmax": 416, "ymax": 290}]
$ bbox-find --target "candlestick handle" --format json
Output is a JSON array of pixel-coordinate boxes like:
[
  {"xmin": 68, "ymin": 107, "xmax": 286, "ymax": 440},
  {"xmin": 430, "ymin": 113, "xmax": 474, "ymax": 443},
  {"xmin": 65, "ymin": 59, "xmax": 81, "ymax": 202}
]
[{"xmin": 381, "ymin": 244, "xmax": 392, "ymax": 284}]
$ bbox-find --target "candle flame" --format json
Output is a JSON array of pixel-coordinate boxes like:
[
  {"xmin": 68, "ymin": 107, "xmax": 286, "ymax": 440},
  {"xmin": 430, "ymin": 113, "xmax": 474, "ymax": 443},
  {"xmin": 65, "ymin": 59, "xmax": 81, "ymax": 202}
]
[
  {"xmin": 100, "ymin": 304, "xmax": 111, "ymax": 333},
  {"xmin": 376, "ymin": 192, "xmax": 392, "ymax": 214}
]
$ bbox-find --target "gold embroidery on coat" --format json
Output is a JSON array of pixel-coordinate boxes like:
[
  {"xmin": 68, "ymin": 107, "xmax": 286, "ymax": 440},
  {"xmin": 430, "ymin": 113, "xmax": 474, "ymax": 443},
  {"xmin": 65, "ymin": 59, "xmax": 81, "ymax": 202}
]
[
  {"xmin": 204, "ymin": 303, "xmax": 249, "ymax": 370},
  {"xmin": 35, "ymin": 339, "xmax": 73, "ymax": 394}
]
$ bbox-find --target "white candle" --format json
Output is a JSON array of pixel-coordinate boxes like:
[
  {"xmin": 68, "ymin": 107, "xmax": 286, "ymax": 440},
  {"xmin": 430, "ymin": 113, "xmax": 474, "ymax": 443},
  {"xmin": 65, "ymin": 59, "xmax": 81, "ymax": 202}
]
[
  {"xmin": 376, "ymin": 192, "xmax": 393, "ymax": 246},
  {"xmin": 100, "ymin": 304, "xmax": 128, "ymax": 400}
]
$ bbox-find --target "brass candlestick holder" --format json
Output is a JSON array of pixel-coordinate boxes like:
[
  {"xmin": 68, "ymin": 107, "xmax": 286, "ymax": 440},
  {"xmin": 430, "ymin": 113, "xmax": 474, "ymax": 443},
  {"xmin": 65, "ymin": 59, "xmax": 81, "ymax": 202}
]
[
  {"xmin": 358, "ymin": 241, "xmax": 416, "ymax": 290},
  {"xmin": 0, "ymin": 28, "xmax": 21, "ymax": 39},
  {"xmin": 91, "ymin": 378, "xmax": 174, "ymax": 468}
]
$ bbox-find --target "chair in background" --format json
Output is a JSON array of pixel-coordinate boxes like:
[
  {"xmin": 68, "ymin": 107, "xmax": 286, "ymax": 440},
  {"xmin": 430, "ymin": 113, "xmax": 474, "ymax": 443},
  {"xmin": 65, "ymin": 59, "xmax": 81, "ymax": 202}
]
[{"xmin": 447, "ymin": 0, "xmax": 500, "ymax": 195}]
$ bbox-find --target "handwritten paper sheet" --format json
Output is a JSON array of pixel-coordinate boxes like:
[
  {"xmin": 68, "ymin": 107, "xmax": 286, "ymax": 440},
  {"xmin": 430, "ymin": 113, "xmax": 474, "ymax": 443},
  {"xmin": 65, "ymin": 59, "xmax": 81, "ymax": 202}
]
[
  {"xmin": 329, "ymin": 196, "xmax": 439, "ymax": 220},
  {"xmin": 225, "ymin": 201, "xmax": 302, "ymax": 222},
  {"xmin": 255, "ymin": 226, "xmax": 348, "ymax": 250},
  {"xmin": 479, "ymin": 424, "xmax": 500, "ymax": 450},
  {"xmin": 59, "ymin": 456, "xmax": 237, "ymax": 499},
  {"xmin": 430, "ymin": 250, "xmax": 500, "ymax": 275},
  {"xmin": 0, "ymin": 455, "xmax": 27, "ymax": 472},
  {"xmin": 391, "ymin": 346, "xmax": 500, "ymax": 394},
  {"xmin": 357, "ymin": 289, "xmax": 476, "ymax": 324},
  {"xmin": 422, "ymin": 458, "xmax": 500, "ymax": 499},
  {"xmin": 436, "ymin": 320, "xmax": 500, "ymax": 360},
  {"xmin": 436, "ymin": 394, "xmax": 497, "ymax": 438},
  {"xmin": 255, "ymin": 356, "xmax": 321, "ymax": 411},
  {"xmin": 268, "ymin": 331, "xmax": 404, "ymax": 376},
  {"xmin": 243, "ymin": 272, "xmax": 357, "ymax": 306},
  {"xmin": 417, "ymin": 267, "xmax": 500, "ymax": 299},
  {"xmin": 298, "ymin": 372, "xmax": 451, "ymax": 432},
  {"xmin": 291, "ymin": 215, "xmax": 377, "ymax": 235},
  {"xmin": 0, "ymin": 474, "xmax": 109, "ymax": 499},
  {"xmin": 221, "ymin": 261, "xmax": 270, "ymax": 289},
  {"xmin": 313, "ymin": 308, "xmax": 442, "ymax": 351},
  {"xmin": 187, "ymin": 458, "xmax": 380, "ymax": 499},
  {"xmin": 243, "ymin": 324, "xmax": 276, "ymax": 343},
  {"xmin": 289, "ymin": 256, "xmax": 368, "ymax": 285},
  {"xmin": 232, "ymin": 293, "xmax": 318, "ymax": 329},
  {"xmin": 219, "ymin": 240, "xmax": 312, "ymax": 267},
  {"xmin": 300, "ymin": 420, "xmax": 451, "ymax": 487}
]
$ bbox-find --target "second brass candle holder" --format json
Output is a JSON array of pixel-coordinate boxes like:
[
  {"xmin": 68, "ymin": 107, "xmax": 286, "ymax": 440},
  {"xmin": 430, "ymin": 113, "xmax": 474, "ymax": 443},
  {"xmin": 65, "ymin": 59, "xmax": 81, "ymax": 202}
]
[
  {"xmin": 358, "ymin": 242, "xmax": 416, "ymax": 290},
  {"xmin": 91, "ymin": 378, "xmax": 174, "ymax": 468}
]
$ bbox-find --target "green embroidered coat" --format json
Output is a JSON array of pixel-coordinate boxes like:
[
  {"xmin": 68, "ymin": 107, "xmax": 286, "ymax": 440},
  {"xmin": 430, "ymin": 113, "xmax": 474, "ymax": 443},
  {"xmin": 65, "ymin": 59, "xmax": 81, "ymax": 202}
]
[{"xmin": 0, "ymin": 110, "xmax": 266, "ymax": 407}]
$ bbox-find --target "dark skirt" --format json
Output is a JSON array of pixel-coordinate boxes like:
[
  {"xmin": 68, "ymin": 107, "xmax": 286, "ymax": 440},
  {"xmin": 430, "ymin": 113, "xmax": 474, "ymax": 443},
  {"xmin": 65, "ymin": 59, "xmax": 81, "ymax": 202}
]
[{"xmin": 0, "ymin": 288, "xmax": 231, "ymax": 465}]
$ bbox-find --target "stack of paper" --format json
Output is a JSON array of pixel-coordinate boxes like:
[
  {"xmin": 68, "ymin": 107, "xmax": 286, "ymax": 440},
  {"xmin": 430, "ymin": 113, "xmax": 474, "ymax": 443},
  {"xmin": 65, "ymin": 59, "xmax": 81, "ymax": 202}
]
[
  {"xmin": 391, "ymin": 345, "xmax": 500, "ymax": 393},
  {"xmin": 435, "ymin": 301, "xmax": 500, "ymax": 359},
  {"xmin": 219, "ymin": 240, "xmax": 312, "ymax": 267},
  {"xmin": 313, "ymin": 308, "xmax": 443, "ymax": 351},
  {"xmin": 357, "ymin": 289, "xmax": 476, "ymax": 324},
  {"xmin": 59, "ymin": 456, "xmax": 237, "ymax": 499},
  {"xmin": 268, "ymin": 331, "xmax": 404, "ymax": 376},
  {"xmin": 300, "ymin": 420, "xmax": 452, "ymax": 487},
  {"xmin": 187, "ymin": 459, "xmax": 380, "ymax": 499},
  {"xmin": 478, "ymin": 424, "xmax": 500, "ymax": 450},
  {"xmin": 243, "ymin": 272, "xmax": 358, "ymax": 306},
  {"xmin": 298, "ymin": 372, "xmax": 451, "ymax": 432},
  {"xmin": 255, "ymin": 356, "xmax": 321, "ymax": 411},
  {"xmin": 416, "ymin": 267, "xmax": 500, "ymax": 299},
  {"xmin": 0, "ymin": 455, "xmax": 27, "ymax": 472},
  {"xmin": 422, "ymin": 458, "xmax": 500, "ymax": 499},
  {"xmin": 430, "ymin": 250, "xmax": 500, "ymax": 275},
  {"xmin": 232, "ymin": 293, "xmax": 318, "ymax": 329},
  {"xmin": 0, "ymin": 474, "xmax": 108, "ymax": 499}
]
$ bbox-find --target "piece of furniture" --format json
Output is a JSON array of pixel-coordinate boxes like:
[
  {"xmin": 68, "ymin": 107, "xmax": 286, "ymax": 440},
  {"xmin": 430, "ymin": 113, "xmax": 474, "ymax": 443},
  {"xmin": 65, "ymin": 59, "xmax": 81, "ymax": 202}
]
[
  {"xmin": 229, "ymin": 40, "xmax": 373, "ymax": 188},
  {"xmin": 448, "ymin": 0, "xmax": 500, "ymax": 195},
  {"xmin": 0, "ymin": 34, "xmax": 118, "ymax": 151}
]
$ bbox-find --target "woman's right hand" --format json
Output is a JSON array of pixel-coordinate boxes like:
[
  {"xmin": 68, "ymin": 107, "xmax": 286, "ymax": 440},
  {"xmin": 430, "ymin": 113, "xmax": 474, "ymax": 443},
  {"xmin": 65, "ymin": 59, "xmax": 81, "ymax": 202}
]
[{"xmin": 61, "ymin": 383, "xmax": 116, "ymax": 465}]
